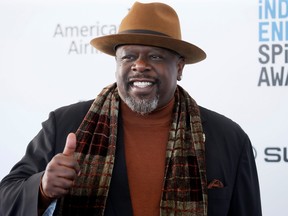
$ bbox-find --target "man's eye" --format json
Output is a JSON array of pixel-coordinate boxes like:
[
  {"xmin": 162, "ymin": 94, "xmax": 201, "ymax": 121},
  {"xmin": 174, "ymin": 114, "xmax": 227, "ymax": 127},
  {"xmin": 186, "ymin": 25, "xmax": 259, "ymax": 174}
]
[
  {"xmin": 121, "ymin": 55, "xmax": 135, "ymax": 61},
  {"xmin": 150, "ymin": 55, "xmax": 163, "ymax": 60}
]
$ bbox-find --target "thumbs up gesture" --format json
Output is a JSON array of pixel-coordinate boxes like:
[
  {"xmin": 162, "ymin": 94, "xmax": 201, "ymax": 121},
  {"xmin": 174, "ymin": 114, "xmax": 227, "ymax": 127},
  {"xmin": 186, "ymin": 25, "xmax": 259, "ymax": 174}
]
[{"xmin": 41, "ymin": 133, "xmax": 80, "ymax": 200}]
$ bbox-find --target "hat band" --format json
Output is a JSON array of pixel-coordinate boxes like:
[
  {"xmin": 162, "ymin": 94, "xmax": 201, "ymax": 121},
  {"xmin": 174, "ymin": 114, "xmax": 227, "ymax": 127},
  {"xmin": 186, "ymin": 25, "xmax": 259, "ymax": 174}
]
[{"xmin": 118, "ymin": 29, "xmax": 170, "ymax": 37}]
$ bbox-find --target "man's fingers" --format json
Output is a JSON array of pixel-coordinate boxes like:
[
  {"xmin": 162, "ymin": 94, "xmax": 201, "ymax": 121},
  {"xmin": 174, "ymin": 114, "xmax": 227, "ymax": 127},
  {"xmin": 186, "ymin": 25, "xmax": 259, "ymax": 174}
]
[{"xmin": 63, "ymin": 133, "xmax": 77, "ymax": 156}]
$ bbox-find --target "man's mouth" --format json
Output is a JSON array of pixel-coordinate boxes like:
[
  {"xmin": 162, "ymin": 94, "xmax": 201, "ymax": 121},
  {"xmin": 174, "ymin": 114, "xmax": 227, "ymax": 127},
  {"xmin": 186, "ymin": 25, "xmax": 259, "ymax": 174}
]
[
  {"xmin": 132, "ymin": 81, "xmax": 153, "ymax": 88},
  {"xmin": 128, "ymin": 78, "xmax": 157, "ymax": 96}
]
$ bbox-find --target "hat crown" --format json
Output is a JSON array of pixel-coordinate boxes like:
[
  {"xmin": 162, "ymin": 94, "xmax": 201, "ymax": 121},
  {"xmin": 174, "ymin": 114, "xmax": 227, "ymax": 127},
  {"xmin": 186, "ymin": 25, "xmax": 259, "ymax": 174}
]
[
  {"xmin": 118, "ymin": 2, "xmax": 182, "ymax": 39},
  {"xmin": 90, "ymin": 1, "xmax": 206, "ymax": 64}
]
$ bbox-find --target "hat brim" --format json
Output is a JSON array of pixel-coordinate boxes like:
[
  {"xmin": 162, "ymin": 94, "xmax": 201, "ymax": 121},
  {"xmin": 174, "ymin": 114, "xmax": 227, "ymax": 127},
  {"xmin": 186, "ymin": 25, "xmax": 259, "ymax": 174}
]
[{"xmin": 90, "ymin": 33, "xmax": 206, "ymax": 64}]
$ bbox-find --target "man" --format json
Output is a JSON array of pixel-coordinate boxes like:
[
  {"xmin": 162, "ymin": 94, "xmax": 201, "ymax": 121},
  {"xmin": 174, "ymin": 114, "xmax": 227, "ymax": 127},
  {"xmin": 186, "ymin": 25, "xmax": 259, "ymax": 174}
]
[{"xmin": 0, "ymin": 2, "xmax": 262, "ymax": 216}]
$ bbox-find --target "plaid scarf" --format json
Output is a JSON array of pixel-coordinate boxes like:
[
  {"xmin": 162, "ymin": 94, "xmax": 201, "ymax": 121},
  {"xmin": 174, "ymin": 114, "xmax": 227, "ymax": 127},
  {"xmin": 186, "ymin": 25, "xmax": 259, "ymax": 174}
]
[{"xmin": 54, "ymin": 83, "xmax": 207, "ymax": 216}]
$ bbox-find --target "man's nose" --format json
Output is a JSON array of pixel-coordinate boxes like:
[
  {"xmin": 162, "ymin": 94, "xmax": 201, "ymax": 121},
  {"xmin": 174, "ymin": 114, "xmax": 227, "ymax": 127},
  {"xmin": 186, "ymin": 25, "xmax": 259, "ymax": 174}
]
[{"xmin": 132, "ymin": 58, "xmax": 151, "ymax": 72}]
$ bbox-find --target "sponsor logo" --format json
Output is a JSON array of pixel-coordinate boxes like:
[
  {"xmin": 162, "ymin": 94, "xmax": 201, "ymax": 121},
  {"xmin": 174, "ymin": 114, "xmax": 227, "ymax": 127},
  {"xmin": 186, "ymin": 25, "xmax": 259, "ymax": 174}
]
[
  {"xmin": 53, "ymin": 22, "xmax": 118, "ymax": 55},
  {"xmin": 253, "ymin": 146, "xmax": 258, "ymax": 159},
  {"xmin": 258, "ymin": 0, "xmax": 288, "ymax": 87},
  {"xmin": 253, "ymin": 146, "xmax": 288, "ymax": 162},
  {"xmin": 264, "ymin": 147, "xmax": 288, "ymax": 162}
]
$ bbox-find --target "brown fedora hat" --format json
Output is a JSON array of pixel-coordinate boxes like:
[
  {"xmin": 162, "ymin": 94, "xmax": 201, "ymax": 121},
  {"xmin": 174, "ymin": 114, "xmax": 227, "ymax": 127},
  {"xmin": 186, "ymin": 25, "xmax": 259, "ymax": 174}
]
[{"xmin": 90, "ymin": 1, "xmax": 206, "ymax": 64}]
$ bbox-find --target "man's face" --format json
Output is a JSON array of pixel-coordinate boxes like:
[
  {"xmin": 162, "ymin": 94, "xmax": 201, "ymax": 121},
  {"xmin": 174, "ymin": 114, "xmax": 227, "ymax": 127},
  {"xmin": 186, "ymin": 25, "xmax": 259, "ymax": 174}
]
[{"xmin": 115, "ymin": 45, "xmax": 184, "ymax": 114}]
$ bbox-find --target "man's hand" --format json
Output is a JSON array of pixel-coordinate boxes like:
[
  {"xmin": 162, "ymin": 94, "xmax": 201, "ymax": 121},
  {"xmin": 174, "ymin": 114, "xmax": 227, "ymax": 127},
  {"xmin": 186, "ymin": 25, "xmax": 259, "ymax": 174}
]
[{"xmin": 41, "ymin": 133, "xmax": 80, "ymax": 199}]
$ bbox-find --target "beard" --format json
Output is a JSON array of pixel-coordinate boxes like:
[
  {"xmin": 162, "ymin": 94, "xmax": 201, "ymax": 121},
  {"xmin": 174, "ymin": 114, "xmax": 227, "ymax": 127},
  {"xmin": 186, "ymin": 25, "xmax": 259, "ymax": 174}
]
[{"xmin": 124, "ymin": 94, "xmax": 159, "ymax": 115}]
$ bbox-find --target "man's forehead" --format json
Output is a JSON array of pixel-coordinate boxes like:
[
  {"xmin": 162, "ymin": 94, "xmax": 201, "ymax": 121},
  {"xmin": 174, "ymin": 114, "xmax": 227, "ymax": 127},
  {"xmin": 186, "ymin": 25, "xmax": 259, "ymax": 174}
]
[
  {"xmin": 116, "ymin": 44, "xmax": 181, "ymax": 57},
  {"xmin": 116, "ymin": 44, "xmax": 163, "ymax": 51}
]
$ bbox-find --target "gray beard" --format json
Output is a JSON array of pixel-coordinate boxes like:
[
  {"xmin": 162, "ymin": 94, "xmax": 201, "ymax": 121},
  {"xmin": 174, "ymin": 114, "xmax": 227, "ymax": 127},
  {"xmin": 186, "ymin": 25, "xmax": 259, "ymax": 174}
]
[{"xmin": 124, "ymin": 95, "xmax": 159, "ymax": 115}]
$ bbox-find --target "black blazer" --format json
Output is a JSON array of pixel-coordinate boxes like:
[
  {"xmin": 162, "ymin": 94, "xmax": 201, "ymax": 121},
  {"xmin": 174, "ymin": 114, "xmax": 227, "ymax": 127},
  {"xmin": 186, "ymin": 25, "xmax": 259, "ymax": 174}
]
[{"xmin": 0, "ymin": 100, "xmax": 262, "ymax": 216}]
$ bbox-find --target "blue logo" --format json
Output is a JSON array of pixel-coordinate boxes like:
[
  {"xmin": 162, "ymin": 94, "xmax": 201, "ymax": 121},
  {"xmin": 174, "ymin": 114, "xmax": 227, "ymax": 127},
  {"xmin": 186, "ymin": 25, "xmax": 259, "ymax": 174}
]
[{"xmin": 258, "ymin": 0, "xmax": 288, "ymax": 86}]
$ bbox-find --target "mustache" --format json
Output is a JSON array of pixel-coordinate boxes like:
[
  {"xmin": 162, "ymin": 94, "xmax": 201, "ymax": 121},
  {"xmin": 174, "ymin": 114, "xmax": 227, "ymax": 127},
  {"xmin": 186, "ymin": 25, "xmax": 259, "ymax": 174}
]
[{"xmin": 127, "ymin": 74, "xmax": 160, "ymax": 83}]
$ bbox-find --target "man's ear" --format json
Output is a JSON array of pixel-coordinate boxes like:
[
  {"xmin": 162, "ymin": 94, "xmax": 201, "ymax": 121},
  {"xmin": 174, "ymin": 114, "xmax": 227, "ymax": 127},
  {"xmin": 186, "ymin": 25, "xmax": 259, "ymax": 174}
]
[{"xmin": 177, "ymin": 58, "xmax": 185, "ymax": 81}]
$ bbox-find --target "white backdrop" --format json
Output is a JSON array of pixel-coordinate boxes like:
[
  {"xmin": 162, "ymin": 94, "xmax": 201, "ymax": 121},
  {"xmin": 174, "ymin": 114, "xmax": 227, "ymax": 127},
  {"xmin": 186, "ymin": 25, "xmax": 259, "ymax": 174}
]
[{"xmin": 0, "ymin": 0, "xmax": 287, "ymax": 215}]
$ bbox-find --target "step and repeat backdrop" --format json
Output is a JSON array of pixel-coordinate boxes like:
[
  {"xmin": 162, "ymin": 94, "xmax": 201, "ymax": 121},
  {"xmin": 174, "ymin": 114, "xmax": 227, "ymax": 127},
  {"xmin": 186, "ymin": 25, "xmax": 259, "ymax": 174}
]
[{"xmin": 0, "ymin": 0, "xmax": 287, "ymax": 215}]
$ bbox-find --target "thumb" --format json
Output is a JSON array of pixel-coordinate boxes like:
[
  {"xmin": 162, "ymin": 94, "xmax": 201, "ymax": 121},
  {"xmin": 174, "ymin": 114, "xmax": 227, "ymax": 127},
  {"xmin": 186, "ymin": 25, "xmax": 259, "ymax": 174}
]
[{"xmin": 63, "ymin": 133, "xmax": 77, "ymax": 156}]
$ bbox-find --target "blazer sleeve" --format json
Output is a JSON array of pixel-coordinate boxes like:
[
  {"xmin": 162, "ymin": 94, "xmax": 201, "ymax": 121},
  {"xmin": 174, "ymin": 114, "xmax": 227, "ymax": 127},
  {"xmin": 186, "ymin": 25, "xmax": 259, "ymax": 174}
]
[
  {"xmin": 0, "ymin": 112, "xmax": 59, "ymax": 216},
  {"xmin": 0, "ymin": 100, "xmax": 92, "ymax": 216},
  {"xmin": 228, "ymin": 134, "xmax": 262, "ymax": 216}
]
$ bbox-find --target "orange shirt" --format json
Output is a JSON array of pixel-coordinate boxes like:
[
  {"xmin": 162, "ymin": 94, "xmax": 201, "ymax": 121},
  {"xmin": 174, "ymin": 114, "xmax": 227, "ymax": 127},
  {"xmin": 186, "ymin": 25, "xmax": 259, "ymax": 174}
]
[{"xmin": 121, "ymin": 99, "xmax": 174, "ymax": 216}]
